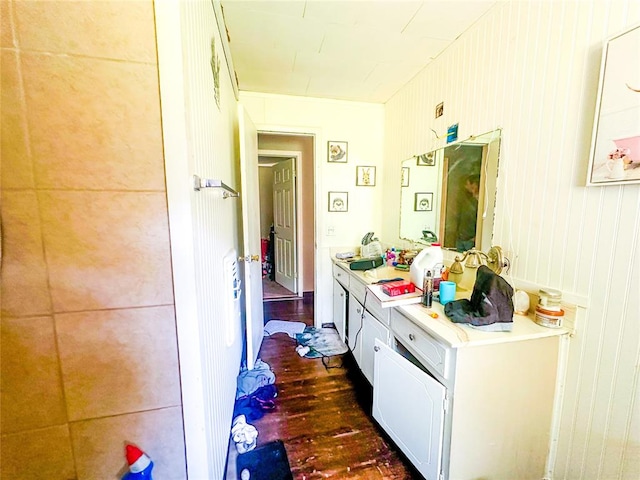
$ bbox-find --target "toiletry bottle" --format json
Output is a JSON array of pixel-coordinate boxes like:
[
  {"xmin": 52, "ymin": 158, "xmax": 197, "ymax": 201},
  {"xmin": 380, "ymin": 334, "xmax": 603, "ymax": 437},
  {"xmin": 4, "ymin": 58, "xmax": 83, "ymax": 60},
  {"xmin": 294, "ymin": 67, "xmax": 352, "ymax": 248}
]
[
  {"xmin": 422, "ymin": 269, "xmax": 433, "ymax": 307},
  {"xmin": 386, "ymin": 248, "xmax": 396, "ymax": 266}
]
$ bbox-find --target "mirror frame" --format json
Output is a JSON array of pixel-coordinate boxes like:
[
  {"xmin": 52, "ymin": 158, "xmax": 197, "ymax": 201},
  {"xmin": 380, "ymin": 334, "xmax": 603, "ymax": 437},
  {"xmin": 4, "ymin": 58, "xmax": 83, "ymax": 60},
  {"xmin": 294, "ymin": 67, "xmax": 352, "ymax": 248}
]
[{"xmin": 399, "ymin": 129, "xmax": 502, "ymax": 252}]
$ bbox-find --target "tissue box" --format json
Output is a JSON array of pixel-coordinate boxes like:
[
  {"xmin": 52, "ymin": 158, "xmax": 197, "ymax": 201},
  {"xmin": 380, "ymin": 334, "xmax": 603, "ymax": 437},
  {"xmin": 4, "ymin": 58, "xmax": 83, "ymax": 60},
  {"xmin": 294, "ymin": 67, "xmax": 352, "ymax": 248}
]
[{"xmin": 381, "ymin": 280, "xmax": 415, "ymax": 297}]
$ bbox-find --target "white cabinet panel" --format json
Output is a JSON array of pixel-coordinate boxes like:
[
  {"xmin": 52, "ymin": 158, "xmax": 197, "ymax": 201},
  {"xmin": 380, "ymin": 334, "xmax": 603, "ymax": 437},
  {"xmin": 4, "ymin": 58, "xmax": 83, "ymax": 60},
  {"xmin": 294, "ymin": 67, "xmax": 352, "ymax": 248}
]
[
  {"xmin": 348, "ymin": 297, "xmax": 364, "ymax": 365},
  {"xmin": 332, "ymin": 280, "xmax": 347, "ymax": 342},
  {"xmin": 373, "ymin": 340, "xmax": 445, "ymax": 480},
  {"xmin": 360, "ymin": 312, "xmax": 389, "ymax": 384}
]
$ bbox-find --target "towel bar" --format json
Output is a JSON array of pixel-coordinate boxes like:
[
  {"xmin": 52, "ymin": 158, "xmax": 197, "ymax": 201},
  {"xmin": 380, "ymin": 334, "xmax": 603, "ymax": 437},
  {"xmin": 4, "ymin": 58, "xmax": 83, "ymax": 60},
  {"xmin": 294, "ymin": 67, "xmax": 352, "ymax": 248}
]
[{"xmin": 193, "ymin": 175, "xmax": 239, "ymax": 198}]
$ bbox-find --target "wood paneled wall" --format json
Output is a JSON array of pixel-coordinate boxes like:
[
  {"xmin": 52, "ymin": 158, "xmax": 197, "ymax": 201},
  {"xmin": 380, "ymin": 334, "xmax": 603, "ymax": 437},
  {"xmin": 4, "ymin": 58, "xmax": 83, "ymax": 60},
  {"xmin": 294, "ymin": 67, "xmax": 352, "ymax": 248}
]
[
  {"xmin": 382, "ymin": 2, "xmax": 639, "ymax": 478},
  {"xmin": 157, "ymin": 1, "xmax": 243, "ymax": 477}
]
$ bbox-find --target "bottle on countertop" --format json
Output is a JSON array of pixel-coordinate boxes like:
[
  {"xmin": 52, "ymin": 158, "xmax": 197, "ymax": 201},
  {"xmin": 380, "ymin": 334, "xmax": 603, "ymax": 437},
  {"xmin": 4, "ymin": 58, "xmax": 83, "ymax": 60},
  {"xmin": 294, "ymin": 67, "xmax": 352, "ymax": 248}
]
[
  {"xmin": 386, "ymin": 247, "xmax": 397, "ymax": 266},
  {"xmin": 422, "ymin": 269, "xmax": 433, "ymax": 307}
]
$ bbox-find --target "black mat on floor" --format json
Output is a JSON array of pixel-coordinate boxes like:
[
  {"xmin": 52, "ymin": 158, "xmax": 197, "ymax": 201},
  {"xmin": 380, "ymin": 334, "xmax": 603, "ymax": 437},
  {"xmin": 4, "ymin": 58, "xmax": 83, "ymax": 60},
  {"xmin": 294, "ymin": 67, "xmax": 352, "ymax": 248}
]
[{"xmin": 236, "ymin": 440, "xmax": 293, "ymax": 480}]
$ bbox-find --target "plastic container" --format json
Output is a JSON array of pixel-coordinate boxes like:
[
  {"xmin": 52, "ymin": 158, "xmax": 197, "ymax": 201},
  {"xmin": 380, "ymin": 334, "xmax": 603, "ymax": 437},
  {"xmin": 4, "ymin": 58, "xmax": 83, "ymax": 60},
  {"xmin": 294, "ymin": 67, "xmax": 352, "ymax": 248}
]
[
  {"xmin": 410, "ymin": 243, "xmax": 444, "ymax": 289},
  {"xmin": 535, "ymin": 305, "xmax": 564, "ymax": 328},
  {"xmin": 513, "ymin": 290, "xmax": 530, "ymax": 315},
  {"xmin": 538, "ymin": 288, "xmax": 562, "ymax": 311}
]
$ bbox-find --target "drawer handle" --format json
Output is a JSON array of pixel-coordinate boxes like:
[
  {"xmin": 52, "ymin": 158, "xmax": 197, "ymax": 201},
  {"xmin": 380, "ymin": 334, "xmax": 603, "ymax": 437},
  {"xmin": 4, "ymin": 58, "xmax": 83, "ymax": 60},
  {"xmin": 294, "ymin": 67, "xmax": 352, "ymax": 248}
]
[
  {"xmin": 374, "ymin": 345, "xmax": 380, "ymax": 352},
  {"xmin": 409, "ymin": 333, "xmax": 415, "ymax": 341}
]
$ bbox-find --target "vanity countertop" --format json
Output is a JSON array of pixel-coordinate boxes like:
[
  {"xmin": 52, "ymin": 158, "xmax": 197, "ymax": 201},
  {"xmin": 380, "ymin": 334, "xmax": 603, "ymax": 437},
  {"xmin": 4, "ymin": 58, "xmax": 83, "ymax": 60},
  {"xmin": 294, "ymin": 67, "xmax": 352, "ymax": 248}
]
[
  {"xmin": 332, "ymin": 258, "xmax": 568, "ymax": 348},
  {"xmin": 396, "ymin": 302, "xmax": 568, "ymax": 349},
  {"xmin": 332, "ymin": 258, "xmax": 411, "ymax": 284}
]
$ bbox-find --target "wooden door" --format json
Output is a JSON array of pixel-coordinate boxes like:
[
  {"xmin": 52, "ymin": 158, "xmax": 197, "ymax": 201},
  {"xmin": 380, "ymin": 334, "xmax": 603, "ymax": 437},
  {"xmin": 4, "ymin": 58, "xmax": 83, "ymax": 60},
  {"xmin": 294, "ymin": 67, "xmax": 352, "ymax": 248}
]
[
  {"xmin": 272, "ymin": 158, "xmax": 297, "ymax": 292},
  {"xmin": 238, "ymin": 105, "xmax": 264, "ymax": 370}
]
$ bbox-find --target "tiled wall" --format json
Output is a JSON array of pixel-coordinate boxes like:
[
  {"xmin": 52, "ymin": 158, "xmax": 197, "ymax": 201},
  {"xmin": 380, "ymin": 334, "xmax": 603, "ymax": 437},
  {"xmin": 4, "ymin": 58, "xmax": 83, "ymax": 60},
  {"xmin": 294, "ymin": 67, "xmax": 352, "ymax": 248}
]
[{"xmin": 1, "ymin": 1, "xmax": 186, "ymax": 478}]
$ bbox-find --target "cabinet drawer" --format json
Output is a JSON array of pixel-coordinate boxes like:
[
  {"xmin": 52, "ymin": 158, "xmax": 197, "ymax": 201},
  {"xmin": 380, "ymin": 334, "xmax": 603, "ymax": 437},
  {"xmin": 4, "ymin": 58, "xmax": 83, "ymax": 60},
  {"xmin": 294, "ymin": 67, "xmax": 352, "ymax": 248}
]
[
  {"xmin": 349, "ymin": 277, "xmax": 366, "ymax": 304},
  {"xmin": 391, "ymin": 309, "xmax": 449, "ymax": 380},
  {"xmin": 364, "ymin": 290, "xmax": 390, "ymax": 325},
  {"xmin": 333, "ymin": 264, "xmax": 350, "ymax": 288}
]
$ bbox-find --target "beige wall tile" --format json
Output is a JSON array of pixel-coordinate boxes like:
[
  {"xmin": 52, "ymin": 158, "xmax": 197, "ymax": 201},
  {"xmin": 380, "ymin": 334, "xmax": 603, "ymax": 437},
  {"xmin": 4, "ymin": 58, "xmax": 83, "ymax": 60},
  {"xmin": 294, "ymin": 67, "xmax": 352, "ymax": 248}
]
[
  {"xmin": 1, "ymin": 50, "xmax": 34, "ymax": 190},
  {"xmin": 56, "ymin": 306, "xmax": 181, "ymax": 421},
  {"xmin": 1, "ymin": 46, "xmax": 22, "ymax": 112},
  {"xmin": 0, "ymin": 192, "xmax": 52, "ymax": 316},
  {"xmin": 13, "ymin": 0, "xmax": 157, "ymax": 63},
  {"xmin": 1, "ymin": 425, "xmax": 75, "ymax": 480},
  {"xmin": 38, "ymin": 190, "xmax": 174, "ymax": 312},
  {"xmin": 21, "ymin": 52, "xmax": 165, "ymax": 191},
  {"xmin": 70, "ymin": 407, "xmax": 186, "ymax": 480},
  {"xmin": 1, "ymin": 316, "xmax": 67, "ymax": 434},
  {"xmin": 1, "ymin": 1, "xmax": 15, "ymax": 48}
]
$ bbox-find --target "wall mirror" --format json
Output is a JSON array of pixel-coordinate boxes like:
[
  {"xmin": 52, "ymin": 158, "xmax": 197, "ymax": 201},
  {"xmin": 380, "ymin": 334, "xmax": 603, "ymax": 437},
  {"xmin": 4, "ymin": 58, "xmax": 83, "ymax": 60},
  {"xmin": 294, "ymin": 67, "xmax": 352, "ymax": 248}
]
[{"xmin": 399, "ymin": 129, "xmax": 502, "ymax": 252}]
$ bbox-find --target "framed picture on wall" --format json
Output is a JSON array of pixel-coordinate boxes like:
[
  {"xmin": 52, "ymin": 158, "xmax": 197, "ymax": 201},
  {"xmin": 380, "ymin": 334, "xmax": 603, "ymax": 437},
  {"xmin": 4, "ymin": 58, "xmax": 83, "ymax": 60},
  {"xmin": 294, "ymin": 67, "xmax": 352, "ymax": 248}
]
[
  {"xmin": 328, "ymin": 191, "xmax": 348, "ymax": 212},
  {"xmin": 416, "ymin": 152, "xmax": 435, "ymax": 166},
  {"xmin": 414, "ymin": 192, "xmax": 433, "ymax": 211},
  {"xmin": 586, "ymin": 24, "xmax": 640, "ymax": 186},
  {"xmin": 401, "ymin": 167, "xmax": 410, "ymax": 187},
  {"xmin": 328, "ymin": 141, "xmax": 348, "ymax": 163},
  {"xmin": 356, "ymin": 166, "xmax": 376, "ymax": 186}
]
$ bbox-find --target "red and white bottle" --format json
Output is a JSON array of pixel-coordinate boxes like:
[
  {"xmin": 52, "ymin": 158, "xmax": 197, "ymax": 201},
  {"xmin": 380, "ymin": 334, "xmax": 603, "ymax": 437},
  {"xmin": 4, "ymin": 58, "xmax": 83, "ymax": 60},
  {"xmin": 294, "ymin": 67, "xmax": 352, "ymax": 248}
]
[{"xmin": 122, "ymin": 444, "xmax": 154, "ymax": 479}]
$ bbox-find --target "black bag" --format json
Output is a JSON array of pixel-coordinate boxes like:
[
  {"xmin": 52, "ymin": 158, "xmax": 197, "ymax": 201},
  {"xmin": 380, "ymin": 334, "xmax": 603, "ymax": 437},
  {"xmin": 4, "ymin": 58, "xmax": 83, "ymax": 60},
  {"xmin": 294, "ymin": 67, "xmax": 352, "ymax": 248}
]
[{"xmin": 444, "ymin": 265, "xmax": 514, "ymax": 331}]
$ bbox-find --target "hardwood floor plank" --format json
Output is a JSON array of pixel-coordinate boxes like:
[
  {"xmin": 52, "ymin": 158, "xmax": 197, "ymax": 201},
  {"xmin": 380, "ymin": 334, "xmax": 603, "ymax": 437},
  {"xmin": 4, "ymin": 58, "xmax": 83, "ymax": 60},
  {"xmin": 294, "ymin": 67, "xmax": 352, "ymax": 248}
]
[{"xmin": 226, "ymin": 298, "xmax": 420, "ymax": 479}]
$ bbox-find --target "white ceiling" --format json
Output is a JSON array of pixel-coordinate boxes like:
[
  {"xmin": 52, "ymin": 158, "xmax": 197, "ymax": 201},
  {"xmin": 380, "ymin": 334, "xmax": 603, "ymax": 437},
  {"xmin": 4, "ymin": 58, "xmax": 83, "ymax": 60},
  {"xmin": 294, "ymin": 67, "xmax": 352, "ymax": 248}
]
[{"xmin": 220, "ymin": 0, "xmax": 499, "ymax": 103}]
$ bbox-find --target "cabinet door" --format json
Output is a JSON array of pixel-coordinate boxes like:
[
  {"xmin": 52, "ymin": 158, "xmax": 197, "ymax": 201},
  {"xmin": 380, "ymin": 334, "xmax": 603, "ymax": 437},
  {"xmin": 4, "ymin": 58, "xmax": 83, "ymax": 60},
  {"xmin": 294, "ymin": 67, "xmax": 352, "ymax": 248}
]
[
  {"xmin": 332, "ymin": 280, "xmax": 347, "ymax": 342},
  {"xmin": 347, "ymin": 297, "xmax": 364, "ymax": 365},
  {"xmin": 373, "ymin": 340, "xmax": 446, "ymax": 480},
  {"xmin": 360, "ymin": 312, "xmax": 389, "ymax": 384}
]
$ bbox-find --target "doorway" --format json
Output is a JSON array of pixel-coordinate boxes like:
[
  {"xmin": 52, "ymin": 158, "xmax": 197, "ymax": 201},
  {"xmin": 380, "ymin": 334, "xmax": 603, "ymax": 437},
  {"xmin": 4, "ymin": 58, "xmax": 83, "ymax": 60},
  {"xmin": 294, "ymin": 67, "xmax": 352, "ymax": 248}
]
[{"xmin": 257, "ymin": 133, "xmax": 315, "ymax": 302}]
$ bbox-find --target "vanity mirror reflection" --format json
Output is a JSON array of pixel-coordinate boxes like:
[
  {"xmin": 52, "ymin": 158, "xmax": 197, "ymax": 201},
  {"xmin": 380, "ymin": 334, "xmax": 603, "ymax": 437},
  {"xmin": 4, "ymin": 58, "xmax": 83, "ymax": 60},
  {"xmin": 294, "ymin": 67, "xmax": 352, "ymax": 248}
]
[{"xmin": 399, "ymin": 129, "xmax": 502, "ymax": 252}]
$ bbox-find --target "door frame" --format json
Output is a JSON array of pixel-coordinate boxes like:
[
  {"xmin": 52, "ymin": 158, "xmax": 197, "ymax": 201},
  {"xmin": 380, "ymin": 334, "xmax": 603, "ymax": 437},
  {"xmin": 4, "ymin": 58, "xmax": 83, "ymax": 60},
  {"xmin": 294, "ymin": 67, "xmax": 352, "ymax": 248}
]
[
  {"xmin": 255, "ymin": 126, "xmax": 320, "ymax": 325},
  {"xmin": 258, "ymin": 148, "xmax": 303, "ymax": 297}
]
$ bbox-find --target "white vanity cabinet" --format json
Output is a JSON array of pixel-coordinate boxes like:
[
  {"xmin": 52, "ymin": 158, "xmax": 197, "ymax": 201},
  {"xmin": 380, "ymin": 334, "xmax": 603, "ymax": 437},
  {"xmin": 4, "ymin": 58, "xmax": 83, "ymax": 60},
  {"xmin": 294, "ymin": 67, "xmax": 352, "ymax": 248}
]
[
  {"xmin": 374, "ymin": 306, "xmax": 564, "ymax": 480},
  {"xmin": 332, "ymin": 262, "xmax": 391, "ymax": 384},
  {"xmin": 347, "ymin": 292, "xmax": 389, "ymax": 384},
  {"xmin": 331, "ymin": 258, "xmax": 567, "ymax": 479}
]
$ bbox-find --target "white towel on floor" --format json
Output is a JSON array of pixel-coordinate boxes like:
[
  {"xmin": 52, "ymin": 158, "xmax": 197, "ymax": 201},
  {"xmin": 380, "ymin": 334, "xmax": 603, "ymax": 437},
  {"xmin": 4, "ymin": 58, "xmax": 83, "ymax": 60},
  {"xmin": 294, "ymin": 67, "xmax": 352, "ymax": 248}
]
[{"xmin": 263, "ymin": 320, "xmax": 306, "ymax": 338}]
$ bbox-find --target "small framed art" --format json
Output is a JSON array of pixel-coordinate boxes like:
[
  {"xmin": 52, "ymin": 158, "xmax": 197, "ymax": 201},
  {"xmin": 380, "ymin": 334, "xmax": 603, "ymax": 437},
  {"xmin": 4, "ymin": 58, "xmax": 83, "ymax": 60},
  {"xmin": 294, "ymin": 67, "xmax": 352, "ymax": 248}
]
[
  {"xmin": 328, "ymin": 191, "xmax": 348, "ymax": 212},
  {"xmin": 416, "ymin": 152, "xmax": 436, "ymax": 166},
  {"xmin": 356, "ymin": 166, "xmax": 376, "ymax": 186},
  {"xmin": 401, "ymin": 167, "xmax": 410, "ymax": 187},
  {"xmin": 328, "ymin": 141, "xmax": 348, "ymax": 163},
  {"xmin": 414, "ymin": 192, "xmax": 433, "ymax": 211}
]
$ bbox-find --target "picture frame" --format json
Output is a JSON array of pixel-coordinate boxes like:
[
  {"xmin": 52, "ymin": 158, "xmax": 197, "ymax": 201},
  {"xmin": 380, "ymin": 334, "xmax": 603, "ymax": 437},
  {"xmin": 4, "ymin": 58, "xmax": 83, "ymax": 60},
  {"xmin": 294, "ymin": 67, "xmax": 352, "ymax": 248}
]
[
  {"xmin": 586, "ymin": 24, "xmax": 640, "ymax": 186},
  {"xmin": 356, "ymin": 166, "xmax": 376, "ymax": 186},
  {"xmin": 416, "ymin": 151, "xmax": 436, "ymax": 166},
  {"xmin": 401, "ymin": 167, "xmax": 410, "ymax": 187},
  {"xmin": 328, "ymin": 191, "xmax": 348, "ymax": 212},
  {"xmin": 328, "ymin": 141, "xmax": 348, "ymax": 163},
  {"xmin": 414, "ymin": 192, "xmax": 433, "ymax": 212}
]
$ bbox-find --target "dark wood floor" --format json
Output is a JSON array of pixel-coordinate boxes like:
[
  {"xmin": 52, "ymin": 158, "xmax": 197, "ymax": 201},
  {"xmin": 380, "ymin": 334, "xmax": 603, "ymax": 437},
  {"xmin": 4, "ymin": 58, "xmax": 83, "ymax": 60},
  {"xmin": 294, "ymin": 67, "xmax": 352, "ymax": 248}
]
[{"xmin": 226, "ymin": 297, "xmax": 420, "ymax": 479}]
